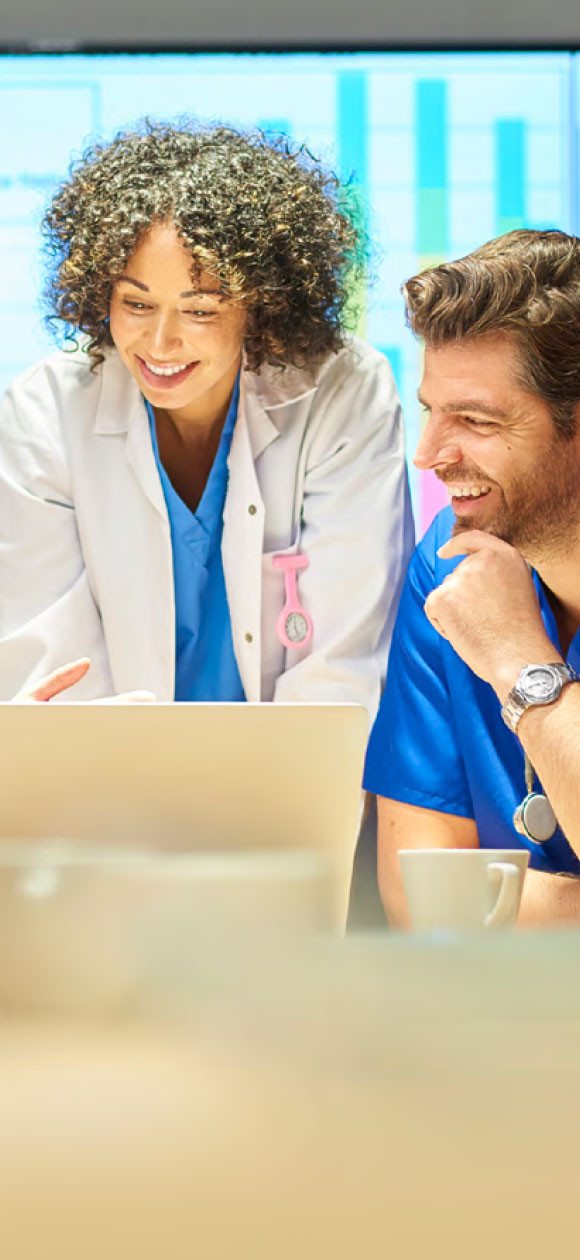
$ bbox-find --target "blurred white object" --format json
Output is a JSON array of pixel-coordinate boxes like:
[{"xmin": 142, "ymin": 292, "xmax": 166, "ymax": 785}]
[
  {"xmin": 0, "ymin": 844, "xmax": 329, "ymax": 1016},
  {"xmin": 0, "ymin": 701, "xmax": 367, "ymax": 928}
]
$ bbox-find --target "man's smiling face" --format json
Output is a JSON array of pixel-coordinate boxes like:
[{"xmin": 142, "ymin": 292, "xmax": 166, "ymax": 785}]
[{"xmin": 414, "ymin": 332, "xmax": 580, "ymax": 563}]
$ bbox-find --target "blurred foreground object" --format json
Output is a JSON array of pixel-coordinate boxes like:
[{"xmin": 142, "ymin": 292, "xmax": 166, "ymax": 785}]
[
  {"xmin": 0, "ymin": 930, "xmax": 578, "ymax": 1259},
  {"xmin": 0, "ymin": 702, "xmax": 367, "ymax": 928},
  {"xmin": 0, "ymin": 845, "xmax": 329, "ymax": 1016}
]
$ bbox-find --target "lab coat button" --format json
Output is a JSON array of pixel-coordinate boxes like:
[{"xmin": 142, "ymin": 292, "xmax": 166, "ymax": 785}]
[
  {"xmin": 245, "ymin": 632, "xmax": 253, "ymax": 643},
  {"xmin": 248, "ymin": 504, "xmax": 257, "ymax": 515}
]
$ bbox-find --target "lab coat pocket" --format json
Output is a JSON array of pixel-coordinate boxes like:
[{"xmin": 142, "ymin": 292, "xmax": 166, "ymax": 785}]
[{"xmin": 260, "ymin": 541, "xmax": 300, "ymax": 700}]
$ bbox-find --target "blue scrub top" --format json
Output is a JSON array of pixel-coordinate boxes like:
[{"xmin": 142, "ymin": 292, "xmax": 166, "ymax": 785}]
[
  {"xmin": 146, "ymin": 377, "xmax": 245, "ymax": 703},
  {"xmin": 364, "ymin": 506, "xmax": 580, "ymax": 875}
]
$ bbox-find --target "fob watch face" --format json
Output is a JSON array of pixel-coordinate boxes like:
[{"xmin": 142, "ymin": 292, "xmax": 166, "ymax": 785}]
[
  {"xmin": 285, "ymin": 611, "xmax": 309, "ymax": 643},
  {"xmin": 522, "ymin": 793, "xmax": 558, "ymax": 843}
]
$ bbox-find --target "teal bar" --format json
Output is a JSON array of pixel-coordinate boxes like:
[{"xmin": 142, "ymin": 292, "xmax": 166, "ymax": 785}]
[
  {"xmin": 337, "ymin": 72, "xmax": 368, "ymax": 188},
  {"xmin": 337, "ymin": 72, "xmax": 369, "ymax": 335},
  {"xmin": 259, "ymin": 118, "xmax": 292, "ymax": 140},
  {"xmin": 379, "ymin": 345, "xmax": 402, "ymax": 394},
  {"xmin": 415, "ymin": 80, "xmax": 447, "ymax": 188},
  {"xmin": 415, "ymin": 80, "xmax": 448, "ymax": 257},
  {"xmin": 495, "ymin": 119, "xmax": 526, "ymax": 222},
  {"xmin": 417, "ymin": 188, "xmax": 447, "ymax": 257}
]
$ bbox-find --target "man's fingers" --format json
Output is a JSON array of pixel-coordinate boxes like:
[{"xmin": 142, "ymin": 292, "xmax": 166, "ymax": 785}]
[
  {"xmin": 22, "ymin": 658, "xmax": 91, "ymax": 702},
  {"xmin": 424, "ymin": 594, "xmax": 449, "ymax": 639},
  {"xmin": 426, "ymin": 613, "xmax": 448, "ymax": 640},
  {"xmin": 437, "ymin": 530, "xmax": 510, "ymax": 560}
]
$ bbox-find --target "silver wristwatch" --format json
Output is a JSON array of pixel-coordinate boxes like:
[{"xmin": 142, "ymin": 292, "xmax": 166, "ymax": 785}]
[{"xmin": 501, "ymin": 662, "xmax": 580, "ymax": 733}]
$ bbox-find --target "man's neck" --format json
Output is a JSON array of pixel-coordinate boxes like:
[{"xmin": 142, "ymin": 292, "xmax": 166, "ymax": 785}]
[{"xmin": 535, "ymin": 544, "xmax": 580, "ymax": 657}]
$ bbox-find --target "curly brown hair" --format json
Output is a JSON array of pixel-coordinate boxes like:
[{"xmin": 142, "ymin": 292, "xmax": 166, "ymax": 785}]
[{"xmin": 42, "ymin": 119, "xmax": 365, "ymax": 372}]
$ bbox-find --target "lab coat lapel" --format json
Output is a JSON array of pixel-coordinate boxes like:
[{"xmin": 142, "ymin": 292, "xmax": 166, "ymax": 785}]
[
  {"xmin": 95, "ymin": 357, "xmax": 175, "ymax": 699},
  {"xmin": 222, "ymin": 376, "xmax": 277, "ymax": 701},
  {"xmin": 223, "ymin": 365, "xmax": 318, "ymax": 701},
  {"xmin": 95, "ymin": 361, "xmax": 168, "ymax": 520},
  {"xmin": 125, "ymin": 413, "xmax": 176, "ymax": 699},
  {"xmin": 124, "ymin": 411, "xmax": 168, "ymax": 519}
]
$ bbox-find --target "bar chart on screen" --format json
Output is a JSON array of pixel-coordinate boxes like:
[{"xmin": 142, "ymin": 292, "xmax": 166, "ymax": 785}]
[{"xmin": 0, "ymin": 50, "xmax": 574, "ymax": 532}]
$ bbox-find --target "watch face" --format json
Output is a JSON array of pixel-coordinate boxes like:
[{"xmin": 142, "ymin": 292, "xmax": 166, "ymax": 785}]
[
  {"xmin": 521, "ymin": 666, "xmax": 559, "ymax": 701},
  {"xmin": 285, "ymin": 611, "xmax": 309, "ymax": 644}
]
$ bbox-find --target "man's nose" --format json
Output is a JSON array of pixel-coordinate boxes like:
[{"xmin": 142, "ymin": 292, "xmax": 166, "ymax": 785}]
[{"xmin": 413, "ymin": 415, "xmax": 462, "ymax": 471}]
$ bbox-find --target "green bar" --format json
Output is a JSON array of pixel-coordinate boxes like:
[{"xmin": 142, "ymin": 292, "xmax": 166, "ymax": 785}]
[
  {"xmin": 497, "ymin": 214, "xmax": 524, "ymax": 235},
  {"xmin": 417, "ymin": 188, "xmax": 447, "ymax": 257},
  {"xmin": 342, "ymin": 184, "xmax": 368, "ymax": 338}
]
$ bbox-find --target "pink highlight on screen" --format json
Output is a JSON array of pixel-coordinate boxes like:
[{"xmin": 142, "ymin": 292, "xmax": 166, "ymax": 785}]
[{"xmin": 420, "ymin": 470, "xmax": 449, "ymax": 536}]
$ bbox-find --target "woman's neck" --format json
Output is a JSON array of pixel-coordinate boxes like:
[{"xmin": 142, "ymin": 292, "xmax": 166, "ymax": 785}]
[{"xmin": 154, "ymin": 357, "xmax": 240, "ymax": 445}]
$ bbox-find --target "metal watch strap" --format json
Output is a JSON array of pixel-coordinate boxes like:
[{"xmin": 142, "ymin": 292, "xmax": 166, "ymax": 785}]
[{"xmin": 501, "ymin": 662, "xmax": 580, "ymax": 733}]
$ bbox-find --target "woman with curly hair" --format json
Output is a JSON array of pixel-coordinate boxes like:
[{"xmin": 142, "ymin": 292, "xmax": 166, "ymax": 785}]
[{"xmin": 0, "ymin": 121, "xmax": 413, "ymax": 713}]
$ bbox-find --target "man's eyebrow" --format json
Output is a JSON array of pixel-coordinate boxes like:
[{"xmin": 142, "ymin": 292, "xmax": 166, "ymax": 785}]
[
  {"xmin": 117, "ymin": 275, "xmax": 222, "ymax": 299},
  {"xmin": 417, "ymin": 392, "xmax": 510, "ymax": 420}
]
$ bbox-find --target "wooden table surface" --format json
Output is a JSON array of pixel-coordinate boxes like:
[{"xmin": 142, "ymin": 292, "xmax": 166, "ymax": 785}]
[{"xmin": 0, "ymin": 929, "xmax": 578, "ymax": 1260}]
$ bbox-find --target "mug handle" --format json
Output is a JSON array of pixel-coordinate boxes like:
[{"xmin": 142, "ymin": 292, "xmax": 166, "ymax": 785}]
[{"xmin": 484, "ymin": 862, "xmax": 521, "ymax": 928}]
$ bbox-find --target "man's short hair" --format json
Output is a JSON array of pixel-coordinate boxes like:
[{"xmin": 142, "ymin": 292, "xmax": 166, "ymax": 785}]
[{"xmin": 403, "ymin": 228, "xmax": 580, "ymax": 439}]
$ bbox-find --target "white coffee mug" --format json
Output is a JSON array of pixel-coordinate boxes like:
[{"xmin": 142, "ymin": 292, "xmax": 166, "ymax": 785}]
[{"xmin": 398, "ymin": 848, "xmax": 530, "ymax": 932}]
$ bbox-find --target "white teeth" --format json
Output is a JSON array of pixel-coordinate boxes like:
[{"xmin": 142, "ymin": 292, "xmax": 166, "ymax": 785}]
[
  {"xmin": 144, "ymin": 360, "xmax": 189, "ymax": 377},
  {"xmin": 448, "ymin": 485, "xmax": 491, "ymax": 499}
]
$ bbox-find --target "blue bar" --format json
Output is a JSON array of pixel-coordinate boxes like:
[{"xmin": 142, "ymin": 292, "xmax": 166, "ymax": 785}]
[
  {"xmin": 415, "ymin": 80, "xmax": 447, "ymax": 188},
  {"xmin": 337, "ymin": 72, "xmax": 368, "ymax": 187},
  {"xmin": 259, "ymin": 119, "xmax": 292, "ymax": 140},
  {"xmin": 496, "ymin": 120, "xmax": 526, "ymax": 219},
  {"xmin": 379, "ymin": 345, "xmax": 402, "ymax": 394}
]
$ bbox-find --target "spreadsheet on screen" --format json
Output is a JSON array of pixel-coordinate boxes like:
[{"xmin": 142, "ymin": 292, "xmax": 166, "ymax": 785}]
[{"xmin": 0, "ymin": 50, "xmax": 574, "ymax": 528}]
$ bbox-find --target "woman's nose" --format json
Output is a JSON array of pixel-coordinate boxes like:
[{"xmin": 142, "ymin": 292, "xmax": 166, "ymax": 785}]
[{"xmin": 148, "ymin": 312, "xmax": 182, "ymax": 355}]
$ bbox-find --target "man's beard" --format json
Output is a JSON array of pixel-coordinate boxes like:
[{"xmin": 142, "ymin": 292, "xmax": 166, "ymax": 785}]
[{"xmin": 442, "ymin": 438, "xmax": 580, "ymax": 563}]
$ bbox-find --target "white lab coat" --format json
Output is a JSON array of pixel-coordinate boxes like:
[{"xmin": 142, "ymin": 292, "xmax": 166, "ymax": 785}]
[{"xmin": 0, "ymin": 336, "xmax": 414, "ymax": 718}]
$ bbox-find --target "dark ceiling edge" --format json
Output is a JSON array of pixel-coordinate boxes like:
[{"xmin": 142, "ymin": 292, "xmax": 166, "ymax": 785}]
[{"xmin": 1, "ymin": 41, "xmax": 579, "ymax": 54}]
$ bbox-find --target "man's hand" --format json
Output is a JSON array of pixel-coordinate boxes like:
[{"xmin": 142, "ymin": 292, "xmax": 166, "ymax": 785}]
[
  {"xmin": 15, "ymin": 659, "xmax": 155, "ymax": 703},
  {"xmin": 424, "ymin": 531, "xmax": 558, "ymax": 702}
]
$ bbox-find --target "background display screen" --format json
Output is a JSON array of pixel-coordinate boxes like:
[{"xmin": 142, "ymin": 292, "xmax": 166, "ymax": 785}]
[{"xmin": 0, "ymin": 50, "xmax": 575, "ymax": 527}]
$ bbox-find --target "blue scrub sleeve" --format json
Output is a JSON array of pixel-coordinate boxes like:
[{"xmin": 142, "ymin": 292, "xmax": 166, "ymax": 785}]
[{"xmin": 363, "ymin": 533, "xmax": 474, "ymax": 818}]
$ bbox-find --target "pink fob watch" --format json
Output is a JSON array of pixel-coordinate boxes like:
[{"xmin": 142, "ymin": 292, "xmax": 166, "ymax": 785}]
[{"xmin": 272, "ymin": 553, "xmax": 313, "ymax": 648}]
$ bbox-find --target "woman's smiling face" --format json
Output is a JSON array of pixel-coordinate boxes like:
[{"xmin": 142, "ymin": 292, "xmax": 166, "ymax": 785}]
[{"xmin": 109, "ymin": 221, "xmax": 247, "ymax": 423}]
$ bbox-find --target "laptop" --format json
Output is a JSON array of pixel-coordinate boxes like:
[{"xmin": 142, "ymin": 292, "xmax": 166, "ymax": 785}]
[{"xmin": 0, "ymin": 703, "xmax": 368, "ymax": 927}]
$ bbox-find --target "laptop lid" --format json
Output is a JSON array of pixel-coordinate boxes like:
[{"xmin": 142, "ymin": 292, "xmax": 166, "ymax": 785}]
[{"xmin": 0, "ymin": 703, "xmax": 368, "ymax": 926}]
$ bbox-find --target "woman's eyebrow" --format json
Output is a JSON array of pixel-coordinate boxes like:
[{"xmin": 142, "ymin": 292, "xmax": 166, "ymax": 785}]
[
  {"xmin": 180, "ymin": 289, "xmax": 223, "ymax": 299},
  {"xmin": 116, "ymin": 276, "xmax": 222, "ymax": 299},
  {"xmin": 117, "ymin": 276, "xmax": 149, "ymax": 292}
]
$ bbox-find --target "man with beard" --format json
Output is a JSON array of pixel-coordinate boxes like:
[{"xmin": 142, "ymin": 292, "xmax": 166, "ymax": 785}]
[{"xmin": 364, "ymin": 229, "xmax": 580, "ymax": 927}]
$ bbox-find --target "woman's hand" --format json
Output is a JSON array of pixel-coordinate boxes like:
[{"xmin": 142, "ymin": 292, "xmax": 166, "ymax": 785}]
[{"xmin": 15, "ymin": 659, "xmax": 156, "ymax": 703}]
